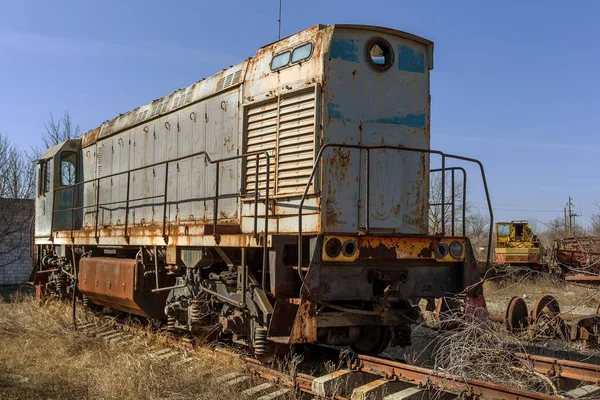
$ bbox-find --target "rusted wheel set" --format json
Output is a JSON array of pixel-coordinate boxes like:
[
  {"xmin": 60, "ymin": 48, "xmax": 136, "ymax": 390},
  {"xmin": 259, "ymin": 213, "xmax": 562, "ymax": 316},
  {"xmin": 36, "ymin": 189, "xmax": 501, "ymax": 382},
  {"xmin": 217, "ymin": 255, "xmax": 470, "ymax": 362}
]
[
  {"xmin": 431, "ymin": 295, "xmax": 600, "ymax": 347},
  {"xmin": 500, "ymin": 295, "xmax": 600, "ymax": 346}
]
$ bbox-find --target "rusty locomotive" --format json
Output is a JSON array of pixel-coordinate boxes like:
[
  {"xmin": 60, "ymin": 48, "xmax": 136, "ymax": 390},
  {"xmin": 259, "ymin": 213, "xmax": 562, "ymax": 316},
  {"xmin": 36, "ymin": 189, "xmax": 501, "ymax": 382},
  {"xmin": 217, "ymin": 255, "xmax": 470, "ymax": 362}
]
[{"xmin": 33, "ymin": 24, "xmax": 492, "ymax": 357}]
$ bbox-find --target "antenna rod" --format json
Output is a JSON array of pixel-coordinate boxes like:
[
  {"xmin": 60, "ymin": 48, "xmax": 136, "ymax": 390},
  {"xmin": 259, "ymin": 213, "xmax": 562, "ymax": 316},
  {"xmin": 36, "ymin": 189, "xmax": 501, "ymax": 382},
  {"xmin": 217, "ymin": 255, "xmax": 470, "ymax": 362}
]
[{"xmin": 278, "ymin": 0, "xmax": 282, "ymax": 39}]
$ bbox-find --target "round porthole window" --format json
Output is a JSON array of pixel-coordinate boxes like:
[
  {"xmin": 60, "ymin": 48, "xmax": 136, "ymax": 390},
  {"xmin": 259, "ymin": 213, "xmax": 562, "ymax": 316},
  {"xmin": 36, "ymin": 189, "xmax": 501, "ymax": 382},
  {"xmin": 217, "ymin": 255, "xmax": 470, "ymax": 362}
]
[{"xmin": 366, "ymin": 37, "xmax": 394, "ymax": 72}]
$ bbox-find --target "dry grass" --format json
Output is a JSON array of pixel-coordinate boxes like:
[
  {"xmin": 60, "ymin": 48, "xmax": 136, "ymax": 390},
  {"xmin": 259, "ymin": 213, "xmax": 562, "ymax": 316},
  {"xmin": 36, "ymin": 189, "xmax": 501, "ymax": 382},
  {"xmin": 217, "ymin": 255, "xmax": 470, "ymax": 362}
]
[
  {"xmin": 0, "ymin": 294, "xmax": 297, "ymax": 400},
  {"xmin": 430, "ymin": 317, "xmax": 559, "ymax": 396}
]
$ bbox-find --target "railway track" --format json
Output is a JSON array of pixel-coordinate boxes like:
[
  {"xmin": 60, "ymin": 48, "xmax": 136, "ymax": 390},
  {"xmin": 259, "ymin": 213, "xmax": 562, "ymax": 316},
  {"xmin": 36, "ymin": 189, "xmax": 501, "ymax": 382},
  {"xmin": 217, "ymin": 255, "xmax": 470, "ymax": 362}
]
[{"xmin": 74, "ymin": 313, "xmax": 600, "ymax": 400}]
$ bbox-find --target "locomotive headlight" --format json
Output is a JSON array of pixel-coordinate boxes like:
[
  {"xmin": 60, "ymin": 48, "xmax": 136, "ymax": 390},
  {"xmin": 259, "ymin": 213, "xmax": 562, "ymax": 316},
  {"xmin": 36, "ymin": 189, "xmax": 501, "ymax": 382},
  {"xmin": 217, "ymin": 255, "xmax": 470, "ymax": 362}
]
[
  {"xmin": 435, "ymin": 242, "xmax": 449, "ymax": 259},
  {"xmin": 325, "ymin": 238, "xmax": 343, "ymax": 258},
  {"xmin": 449, "ymin": 240, "xmax": 464, "ymax": 259},
  {"xmin": 342, "ymin": 240, "xmax": 357, "ymax": 257}
]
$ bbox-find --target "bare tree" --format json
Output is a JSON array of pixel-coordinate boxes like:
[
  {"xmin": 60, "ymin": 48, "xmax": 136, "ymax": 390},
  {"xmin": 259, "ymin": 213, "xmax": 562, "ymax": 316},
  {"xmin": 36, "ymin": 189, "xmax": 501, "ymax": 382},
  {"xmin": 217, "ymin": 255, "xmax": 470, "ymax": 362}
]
[
  {"xmin": 32, "ymin": 111, "xmax": 80, "ymax": 186},
  {"xmin": 0, "ymin": 133, "xmax": 36, "ymax": 200},
  {"xmin": 591, "ymin": 204, "xmax": 600, "ymax": 236},
  {"xmin": 429, "ymin": 171, "xmax": 480, "ymax": 236},
  {"xmin": 41, "ymin": 110, "xmax": 80, "ymax": 150},
  {"xmin": 545, "ymin": 216, "xmax": 584, "ymax": 240},
  {"xmin": 466, "ymin": 210, "xmax": 489, "ymax": 239},
  {"xmin": 429, "ymin": 172, "xmax": 466, "ymax": 235}
]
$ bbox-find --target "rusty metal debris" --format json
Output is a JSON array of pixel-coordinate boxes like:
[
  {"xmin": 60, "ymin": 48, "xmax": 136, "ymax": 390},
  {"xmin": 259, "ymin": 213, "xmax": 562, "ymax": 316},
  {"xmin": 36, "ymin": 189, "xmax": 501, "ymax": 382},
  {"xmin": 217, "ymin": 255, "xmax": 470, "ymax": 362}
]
[
  {"xmin": 553, "ymin": 237, "xmax": 600, "ymax": 283},
  {"xmin": 492, "ymin": 295, "xmax": 600, "ymax": 346}
]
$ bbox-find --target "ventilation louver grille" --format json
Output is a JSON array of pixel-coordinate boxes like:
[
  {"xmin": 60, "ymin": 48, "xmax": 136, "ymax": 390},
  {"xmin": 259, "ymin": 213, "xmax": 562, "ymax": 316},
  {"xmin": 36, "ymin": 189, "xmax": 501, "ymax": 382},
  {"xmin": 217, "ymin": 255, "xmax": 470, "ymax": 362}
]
[
  {"xmin": 245, "ymin": 87, "xmax": 316, "ymax": 195},
  {"xmin": 216, "ymin": 69, "xmax": 243, "ymax": 92}
]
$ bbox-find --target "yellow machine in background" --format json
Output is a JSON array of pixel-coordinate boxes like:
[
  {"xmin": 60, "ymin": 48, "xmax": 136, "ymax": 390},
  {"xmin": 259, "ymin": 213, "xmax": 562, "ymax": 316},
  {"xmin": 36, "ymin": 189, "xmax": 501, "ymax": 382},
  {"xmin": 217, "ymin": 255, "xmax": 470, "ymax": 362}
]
[{"xmin": 495, "ymin": 221, "xmax": 543, "ymax": 267}]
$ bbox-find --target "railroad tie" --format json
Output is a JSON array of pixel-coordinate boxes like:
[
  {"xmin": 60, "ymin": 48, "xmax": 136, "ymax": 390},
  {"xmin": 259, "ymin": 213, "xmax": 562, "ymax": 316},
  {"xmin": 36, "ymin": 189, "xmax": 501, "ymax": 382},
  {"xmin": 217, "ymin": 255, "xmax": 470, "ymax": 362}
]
[
  {"xmin": 312, "ymin": 370, "xmax": 377, "ymax": 397},
  {"xmin": 350, "ymin": 379, "xmax": 413, "ymax": 400},
  {"xmin": 172, "ymin": 357, "xmax": 196, "ymax": 367},
  {"xmin": 156, "ymin": 350, "xmax": 181, "ymax": 361},
  {"xmin": 241, "ymin": 382, "xmax": 275, "ymax": 397},
  {"xmin": 95, "ymin": 329, "xmax": 117, "ymax": 338},
  {"xmin": 77, "ymin": 322, "xmax": 96, "ymax": 330},
  {"xmin": 255, "ymin": 388, "xmax": 291, "ymax": 400},
  {"xmin": 224, "ymin": 375, "xmax": 252, "ymax": 387},
  {"xmin": 382, "ymin": 387, "xmax": 428, "ymax": 400},
  {"xmin": 148, "ymin": 348, "xmax": 175, "ymax": 358},
  {"xmin": 102, "ymin": 332, "xmax": 126, "ymax": 341},
  {"xmin": 566, "ymin": 385, "xmax": 600, "ymax": 399},
  {"xmin": 109, "ymin": 333, "xmax": 133, "ymax": 344},
  {"xmin": 214, "ymin": 371, "xmax": 246, "ymax": 384},
  {"xmin": 83, "ymin": 324, "xmax": 105, "ymax": 332}
]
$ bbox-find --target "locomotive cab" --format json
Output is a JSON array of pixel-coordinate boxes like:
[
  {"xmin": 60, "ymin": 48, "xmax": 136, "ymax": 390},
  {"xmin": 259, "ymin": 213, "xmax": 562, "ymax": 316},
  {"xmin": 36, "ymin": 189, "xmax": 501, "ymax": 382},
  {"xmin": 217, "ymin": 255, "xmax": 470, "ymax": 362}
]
[{"xmin": 35, "ymin": 139, "xmax": 83, "ymax": 240}]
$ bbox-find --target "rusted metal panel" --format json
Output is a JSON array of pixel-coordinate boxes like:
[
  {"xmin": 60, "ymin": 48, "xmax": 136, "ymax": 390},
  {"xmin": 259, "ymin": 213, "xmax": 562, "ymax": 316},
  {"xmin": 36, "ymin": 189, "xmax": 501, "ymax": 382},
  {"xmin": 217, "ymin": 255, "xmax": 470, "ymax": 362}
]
[
  {"xmin": 554, "ymin": 236, "xmax": 600, "ymax": 270},
  {"xmin": 78, "ymin": 257, "xmax": 167, "ymax": 319},
  {"xmin": 321, "ymin": 26, "xmax": 431, "ymax": 234},
  {"xmin": 97, "ymin": 62, "xmax": 248, "ymax": 141},
  {"xmin": 495, "ymin": 251, "xmax": 541, "ymax": 264},
  {"xmin": 82, "ymin": 143, "xmax": 97, "ymax": 228},
  {"xmin": 81, "ymin": 126, "xmax": 101, "ymax": 148},
  {"xmin": 321, "ymin": 235, "xmax": 466, "ymax": 263}
]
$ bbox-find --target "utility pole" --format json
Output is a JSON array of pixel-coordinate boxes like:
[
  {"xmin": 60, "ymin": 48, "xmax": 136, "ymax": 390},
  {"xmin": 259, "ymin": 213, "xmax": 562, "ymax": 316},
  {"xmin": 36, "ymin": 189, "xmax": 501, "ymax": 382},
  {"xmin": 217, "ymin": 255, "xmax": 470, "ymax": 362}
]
[{"xmin": 566, "ymin": 196, "xmax": 580, "ymax": 235}]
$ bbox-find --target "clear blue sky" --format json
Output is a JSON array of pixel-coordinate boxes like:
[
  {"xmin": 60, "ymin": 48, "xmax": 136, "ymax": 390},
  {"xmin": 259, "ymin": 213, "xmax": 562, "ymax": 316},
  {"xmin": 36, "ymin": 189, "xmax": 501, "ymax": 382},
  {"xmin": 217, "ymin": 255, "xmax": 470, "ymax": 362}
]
[{"xmin": 1, "ymin": 0, "xmax": 599, "ymax": 227}]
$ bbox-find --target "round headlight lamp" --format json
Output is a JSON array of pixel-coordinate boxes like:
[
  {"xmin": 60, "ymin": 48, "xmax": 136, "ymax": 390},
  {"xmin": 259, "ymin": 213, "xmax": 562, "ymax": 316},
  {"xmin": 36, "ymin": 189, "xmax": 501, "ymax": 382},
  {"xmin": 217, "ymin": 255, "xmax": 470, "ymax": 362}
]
[
  {"xmin": 449, "ymin": 240, "xmax": 464, "ymax": 259},
  {"xmin": 325, "ymin": 238, "xmax": 342, "ymax": 258},
  {"xmin": 342, "ymin": 240, "xmax": 357, "ymax": 257},
  {"xmin": 435, "ymin": 242, "xmax": 449, "ymax": 259}
]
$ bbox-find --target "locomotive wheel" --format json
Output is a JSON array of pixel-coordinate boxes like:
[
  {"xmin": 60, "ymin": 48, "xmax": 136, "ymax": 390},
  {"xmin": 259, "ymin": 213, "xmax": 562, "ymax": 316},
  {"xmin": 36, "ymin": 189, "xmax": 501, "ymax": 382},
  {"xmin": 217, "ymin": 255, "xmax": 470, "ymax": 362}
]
[
  {"xmin": 350, "ymin": 326, "xmax": 392, "ymax": 355},
  {"xmin": 505, "ymin": 296, "xmax": 529, "ymax": 333},
  {"xmin": 531, "ymin": 295, "xmax": 565, "ymax": 337},
  {"xmin": 531, "ymin": 295, "xmax": 560, "ymax": 323}
]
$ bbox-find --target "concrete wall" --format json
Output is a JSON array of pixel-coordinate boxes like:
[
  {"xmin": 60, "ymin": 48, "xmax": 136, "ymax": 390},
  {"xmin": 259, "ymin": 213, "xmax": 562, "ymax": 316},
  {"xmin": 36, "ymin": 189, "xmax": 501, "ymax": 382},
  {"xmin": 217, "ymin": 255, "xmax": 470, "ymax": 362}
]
[{"xmin": 0, "ymin": 198, "xmax": 34, "ymax": 285}]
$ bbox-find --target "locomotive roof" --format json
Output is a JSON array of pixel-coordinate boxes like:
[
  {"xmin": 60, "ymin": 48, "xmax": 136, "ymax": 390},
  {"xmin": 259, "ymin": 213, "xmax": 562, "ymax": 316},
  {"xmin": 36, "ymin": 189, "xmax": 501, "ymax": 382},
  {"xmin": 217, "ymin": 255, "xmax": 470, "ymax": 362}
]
[{"xmin": 78, "ymin": 24, "xmax": 433, "ymax": 148}]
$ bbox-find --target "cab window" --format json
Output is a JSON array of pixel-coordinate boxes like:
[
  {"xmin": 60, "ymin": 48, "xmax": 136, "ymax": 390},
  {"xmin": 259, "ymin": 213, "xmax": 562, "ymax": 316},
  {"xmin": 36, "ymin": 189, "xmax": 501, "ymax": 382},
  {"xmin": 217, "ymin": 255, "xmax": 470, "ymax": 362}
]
[
  {"xmin": 60, "ymin": 151, "xmax": 77, "ymax": 186},
  {"xmin": 271, "ymin": 51, "xmax": 291, "ymax": 70},
  {"xmin": 291, "ymin": 42, "xmax": 313, "ymax": 63},
  {"xmin": 39, "ymin": 160, "xmax": 51, "ymax": 195},
  {"xmin": 497, "ymin": 223, "xmax": 510, "ymax": 236}
]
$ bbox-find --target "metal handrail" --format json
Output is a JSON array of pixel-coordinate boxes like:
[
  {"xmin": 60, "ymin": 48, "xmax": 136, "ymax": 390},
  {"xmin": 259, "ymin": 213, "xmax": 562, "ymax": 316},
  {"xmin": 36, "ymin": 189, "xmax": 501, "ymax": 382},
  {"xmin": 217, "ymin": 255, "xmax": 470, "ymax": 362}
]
[
  {"xmin": 297, "ymin": 144, "xmax": 494, "ymax": 291},
  {"xmin": 52, "ymin": 150, "xmax": 271, "ymax": 277},
  {"xmin": 430, "ymin": 167, "xmax": 467, "ymax": 237}
]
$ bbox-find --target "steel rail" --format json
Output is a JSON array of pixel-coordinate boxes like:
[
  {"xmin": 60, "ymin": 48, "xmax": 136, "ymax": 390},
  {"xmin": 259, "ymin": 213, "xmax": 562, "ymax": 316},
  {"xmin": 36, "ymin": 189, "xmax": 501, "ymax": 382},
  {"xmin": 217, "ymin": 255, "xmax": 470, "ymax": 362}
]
[
  {"xmin": 515, "ymin": 352, "xmax": 600, "ymax": 384},
  {"xmin": 355, "ymin": 354, "xmax": 558, "ymax": 400}
]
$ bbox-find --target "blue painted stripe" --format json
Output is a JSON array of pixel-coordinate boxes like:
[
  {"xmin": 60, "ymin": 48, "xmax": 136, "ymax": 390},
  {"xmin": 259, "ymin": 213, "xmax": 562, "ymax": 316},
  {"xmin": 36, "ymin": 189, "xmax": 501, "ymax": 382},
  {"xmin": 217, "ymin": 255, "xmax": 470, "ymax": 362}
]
[
  {"xmin": 398, "ymin": 45, "xmax": 425, "ymax": 73},
  {"xmin": 330, "ymin": 38, "xmax": 360, "ymax": 63},
  {"xmin": 328, "ymin": 102, "xmax": 426, "ymax": 128},
  {"xmin": 327, "ymin": 103, "xmax": 353, "ymax": 122},
  {"xmin": 374, "ymin": 114, "xmax": 426, "ymax": 128}
]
